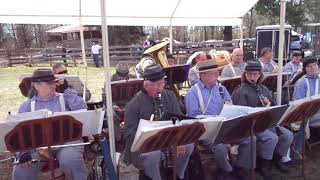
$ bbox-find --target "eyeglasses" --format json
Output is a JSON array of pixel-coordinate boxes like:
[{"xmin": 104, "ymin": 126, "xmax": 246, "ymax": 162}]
[
  {"xmin": 56, "ymin": 70, "xmax": 68, "ymax": 74},
  {"xmin": 245, "ymin": 72, "xmax": 260, "ymax": 76}
]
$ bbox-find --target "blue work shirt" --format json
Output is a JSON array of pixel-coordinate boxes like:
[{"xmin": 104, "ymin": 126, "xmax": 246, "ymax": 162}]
[
  {"xmin": 186, "ymin": 80, "xmax": 231, "ymax": 117},
  {"xmin": 293, "ymin": 75, "xmax": 320, "ymax": 127}
]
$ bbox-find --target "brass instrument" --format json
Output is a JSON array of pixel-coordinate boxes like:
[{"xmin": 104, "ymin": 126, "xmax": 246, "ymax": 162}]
[
  {"xmin": 144, "ymin": 41, "xmax": 170, "ymax": 68},
  {"xmin": 208, "ymin": 49, "xmax": 231, "ymax": 67}
]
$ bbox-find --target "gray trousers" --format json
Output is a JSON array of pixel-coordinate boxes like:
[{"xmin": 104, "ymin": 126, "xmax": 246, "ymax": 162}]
[
  {"xmin": 12, "ymin": 146, "xmax": 88, "ymax": 180},
  {"xmin": 141, "ymin": 144, "xmax": 194, "ymax": 180},
  {"xmin": 257, "ymin": 127, "xmax": 293, "ymax": 160},
  {"xmin": 208, "ymin": 137, "xmax": 256, "ymax": 172}
]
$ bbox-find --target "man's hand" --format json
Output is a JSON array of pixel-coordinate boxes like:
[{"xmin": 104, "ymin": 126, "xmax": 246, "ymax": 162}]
[{"xmin": 261, "ymin": 96, "xmax": 271, "ymax": 107}]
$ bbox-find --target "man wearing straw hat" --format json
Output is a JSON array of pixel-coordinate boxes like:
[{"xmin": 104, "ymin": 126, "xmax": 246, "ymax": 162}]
[{"xmin": 186, "ymin": 59, "xmax": 254, "ymax": 179}]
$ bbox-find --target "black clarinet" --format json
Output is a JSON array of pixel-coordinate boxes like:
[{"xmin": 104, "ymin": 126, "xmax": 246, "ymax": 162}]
[
  {"xmin": 253, "ymin": 83, "xmax": 268, "ymax": 107},
  {"xmin": 155, "ymin": 93, "xmax": 174, "ymax": 168}
]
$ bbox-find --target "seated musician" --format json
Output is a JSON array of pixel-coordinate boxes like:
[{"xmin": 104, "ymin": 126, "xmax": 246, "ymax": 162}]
[
  {"xmin": 123, "ymin": 64, "xmax": 194, "ymax": 180},
  {"xmin": 111, "ymin": 61, "xmax": 136, "ymax": 82},
  {"xmin": 185, "ymin": 59, "xmax": 254, "ymax": 179},
  {"xmin": 232, "ymin": 61, "xmax": 294, "ymax": 179},
  {"xmin": 13, "ymin": 69, "xmax": 88, "ymax": 180},
  {"xmin": 293, "ymin": 57, "xmax": 320, "ymax": 142},
  {"xmin": 52, "ymin": 63, "xmax": 91, "ymax": 101},
  {"xmin": 259, "ymin": 47, "xmax": 278, "ymax": 74},
  {"xmin": 283, "ymin": 51, "xmax": 303, "ymax": 79},
  {"xmin": 220, "ymin": 48, "xmax": 246, "ymax": 78},
  {"xmin": 187, "ymin": 51, "xmax": 207, "ymax": 86}
]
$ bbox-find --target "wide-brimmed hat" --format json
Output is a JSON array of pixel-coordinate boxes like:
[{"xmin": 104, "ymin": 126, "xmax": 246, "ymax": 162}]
[
  {"xmin": 31, "ymin": 69, "xmax": 56, "ymax": 83},
  {"xmin": 187, "ymin": 51, "xmax": 205, "ymax": 65},
  {"xmin": 196, "ymin": 59, "xmax": 219, "ymax": 73},
  {"xmin": 143, "ymin": 41, "xmax": 169, "ymax": 54},
  {"xmin": 245, "ymin": 61, "xmax": 262, "ymax": 71},
  {"xmin": 116, "ymin": 61, "xmax": 129, "ymax": 75},
  {"xmin": 143, "ymin": 64, "xmax": 166, "ymax": 82}
]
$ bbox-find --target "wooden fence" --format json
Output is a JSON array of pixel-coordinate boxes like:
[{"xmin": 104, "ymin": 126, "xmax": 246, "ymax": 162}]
[{"xmin": 0, "ymin": 40, "xmax": 239, "ymax": 67}]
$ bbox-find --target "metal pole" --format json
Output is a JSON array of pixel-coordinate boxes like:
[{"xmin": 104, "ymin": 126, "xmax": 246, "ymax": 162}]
[
  {"xmin": 169, "ymin": 21, "xmax": 173, "ymax": 54},
  {"xmin": 276, "ymin": 0, "xmax": 287, "ymax": 105},
  {"xmin": 79, "ymin": 0, "xmax": 87, "ymax": 101},
  {"xmin": 100, "ymin": 0, "xmax": 117, "ymax": 170},
  {"xmin": 240, "ymin": 17, "xmax": 244, "ymax": 50}
]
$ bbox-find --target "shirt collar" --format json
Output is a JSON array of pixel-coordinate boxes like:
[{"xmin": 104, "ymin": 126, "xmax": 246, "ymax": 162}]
[
  {"xmin": 33, "ymin": 94, "xmax": 59, "ymax": 102},
  {"xmin": 231, "ymin": 62, "xmax": 245, "ymax": 67}
]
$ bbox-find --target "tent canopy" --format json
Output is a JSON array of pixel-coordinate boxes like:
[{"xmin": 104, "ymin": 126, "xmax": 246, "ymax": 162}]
[{"xmin": 0, "ymin": 0, "xmax": 258, "ymax": 26}]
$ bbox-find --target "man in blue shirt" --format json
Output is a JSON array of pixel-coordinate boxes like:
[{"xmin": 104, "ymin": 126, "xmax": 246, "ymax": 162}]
[{"xmin": 186, "ymin": 59, "xmax": 254, "ymax": 179}]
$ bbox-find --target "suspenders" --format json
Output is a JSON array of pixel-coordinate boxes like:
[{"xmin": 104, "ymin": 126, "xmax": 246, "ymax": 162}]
[
  {"xmin": 30, "ymin": 94, "xmax": 66, "ymax": 112},
  {"xmin": 195, "ymin": 83, "xmax": 225, "ymax": 114},
  {"xmin": 304, "ymin": 76, "xmax": 320, "ymax": 97}
]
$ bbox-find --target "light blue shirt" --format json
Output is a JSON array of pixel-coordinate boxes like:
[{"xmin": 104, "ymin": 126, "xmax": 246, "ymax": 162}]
[
  {"xmin": 186, "ymin": 80, "xmax": 231, "ymax": 117},
  {"xmin": 293, "ymin": 75, "xmax": 320, "ymax": 127}
]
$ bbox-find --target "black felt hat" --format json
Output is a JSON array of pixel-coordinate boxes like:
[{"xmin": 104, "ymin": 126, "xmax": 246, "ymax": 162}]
[
  {"xmin": 143, "ymin": 64, "xmax": 166, "ymax": 82},
  {"xmin": 245, "ymin": 61, "xmax": 262, "ymax": 71},
  {"xmin": 31, "ymin": 69, "xmax": 56, "ymax": 83}
]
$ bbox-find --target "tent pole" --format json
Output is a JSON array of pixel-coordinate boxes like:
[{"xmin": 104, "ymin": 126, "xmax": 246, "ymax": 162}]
[
  {"xmin": 100, "ymin": 0, "xmax": 117, "ymax": 170},
  {"xmin": 79, "ymin": 0, "xmax": 87, "ymax": 101},
  {"xmin": 169, "ymin": 20, "xmax": 173, "ymax": 54},
  {"xmin": 240, "ymin": 17, "xmax": 244, "ymax": 50},
  {"xmin": 276, "ymin": 0, "xmax": 287, "ymax": 105}
]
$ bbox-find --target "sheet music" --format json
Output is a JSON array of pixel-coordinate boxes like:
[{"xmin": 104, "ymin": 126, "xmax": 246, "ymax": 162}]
[
  {"xmin": 7, "ymin": 109, "xmax": 51, "ymax": 121},
  {"xmin": 131, "ymin": 117, "xmax": 225, "ymax": 152},
  {"xmin": 219, "ymin": 105, "xmax": 273, "ymax": 119}
]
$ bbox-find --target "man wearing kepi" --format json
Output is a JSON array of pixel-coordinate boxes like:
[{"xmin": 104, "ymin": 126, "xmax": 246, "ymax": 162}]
[
  {"xmin": 293, "ymin": 57, "xmax": 320, "ymax": 140},
  {"xmin": 283, "ymin": 51, "xmax": 303, "ymax": 79},
  {"xmin": 124, "ymin": 64, "xmax": 193, "ymax": 180},
  {"xmin": 232, "ymin": 61, "xmax": 294, "ymax": 180},
  {"xmin": 220, "ymin": 48, "xmax": 246, "ymax": 78},
  {"xmin": 186, "ymin": 59, "xmax": 254, "ymax": 179},
  {"xmin": 12, "ymin": 69, "xmax": 88, "ymax": 180}
]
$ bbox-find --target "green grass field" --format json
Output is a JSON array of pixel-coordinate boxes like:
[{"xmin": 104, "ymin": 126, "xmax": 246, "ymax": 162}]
[{"xmin": 0, "ymin": 64, "xmax": 115, "ymax": 121}]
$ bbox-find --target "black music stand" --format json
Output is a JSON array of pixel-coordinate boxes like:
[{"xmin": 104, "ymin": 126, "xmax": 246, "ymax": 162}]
[
  {"xmin": 163, "ymin": 64, "xmax": 190, "ymax": 96},
  {"xmin": 139, "ymin": 122, "xmax": 205, "ymax": 180},
  {"xmin": 5, "ymin": 115, "xmax": 83, "ymax": 179},
  {"xmin": 111, "ymin": 79, "xmax": 144, "ymax": 106},
  {"xmin": 262, "ymin": 73, "xmax": 289, "ymax": 93},
  {"xmin": 219, "ymin": 76, "xmax": 242, "ymax": 95},
  {"xmin": 214, "ymin": 105, "xmax": 288, "ymax": 180},
  {"xmin": 279, "ymin": 97, "xmax": 320, "ymax": 179}
]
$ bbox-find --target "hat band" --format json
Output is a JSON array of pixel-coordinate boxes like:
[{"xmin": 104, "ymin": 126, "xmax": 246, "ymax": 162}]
[
  {"xmin": 32, "ymin": 75, "xmax": 55, "ymax": 82},
  {"xmin": 198, "ymin": 65, "xmax": 218, "ymax": 72}
]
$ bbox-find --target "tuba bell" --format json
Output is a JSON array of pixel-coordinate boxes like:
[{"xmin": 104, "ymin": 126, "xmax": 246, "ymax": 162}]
[{"xmin": 143, "ymin": 41, "xmax": 170, "ymax": 68}]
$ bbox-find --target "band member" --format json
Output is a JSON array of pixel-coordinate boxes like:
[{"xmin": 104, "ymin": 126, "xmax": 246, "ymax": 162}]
[
  {"xmin": 232, "ymin": 61, "xmax": 294, "ymax": 179},
  {"xmin": 259, "ymin": 47, "xmax": 278, "ymax": 74},
  {"xmin": 220, "ymin": 48, "xmax": 246, "ymax": 78},
  {"xmin": 13, "ymin": 69, "xmax": 88, "ymax": 180},
  {"xmin": 283, "ymin": 51, "xmax": 303, "ymax": 79},
  {"xmin": 186, "ymin": 59, "xmax": 254, "ymax": 179},
  {"xmin": 293, "ymin": 57, "xmax": 320, "ymax": 140},
  {"xmin": 111, "ymin": 61, "xmax": 136, "ymax": 81},
  {"xmin": 136, "ymin": 41, "xmax": 170, "ymax": 78},
  {"xmin": 187, "ymin": 51, "xmax": 207, "ymax": 86},
  {"xmin": 124, "ymin": 64, "xmax": 193, "ymax": 180},
  {"xmin": 52, "ymin": 63, "xmax": 91, "ymax": 101}
]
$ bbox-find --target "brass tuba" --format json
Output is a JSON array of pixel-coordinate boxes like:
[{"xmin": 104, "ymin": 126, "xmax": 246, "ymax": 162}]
[{"xmin": 143, "ymin": 41, "xmax": 170, "ymax": 68}]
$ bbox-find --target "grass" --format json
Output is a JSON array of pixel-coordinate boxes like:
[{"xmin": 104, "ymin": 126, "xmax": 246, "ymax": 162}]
[{"xmin": 0, "ymin": 64, "xmax": 116, "ymax": 121}]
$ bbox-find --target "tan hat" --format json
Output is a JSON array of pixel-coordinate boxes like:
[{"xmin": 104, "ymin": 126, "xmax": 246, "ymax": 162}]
[
  {"xmin": 196, "ymin": 59, "xmax": 219, "ymax": 73},
  {"xmin": 143, "ymin": 41, "xmax": 169, "ymax": 54}
]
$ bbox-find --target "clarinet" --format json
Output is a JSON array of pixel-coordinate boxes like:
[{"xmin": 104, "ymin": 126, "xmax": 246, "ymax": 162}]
[
  {"xmin": 253, "ymin": 83, "xmax": 268, "ymax": 107},
  {"xmin": 155, "ymin": 93, "xmax": 174, "ymax": 168}
]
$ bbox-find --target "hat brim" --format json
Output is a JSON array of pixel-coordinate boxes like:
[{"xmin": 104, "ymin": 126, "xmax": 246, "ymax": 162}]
[
  {"xmin": 197, "ymin": 65, "xmax": 221, "ymax": 73},
  {"xmin": 32, "ymin": 75, "xmax": 56, "ymax": 83},
  {"xmin": 143, "ymin": 41, "xmax": 169, "ymax": 54}
]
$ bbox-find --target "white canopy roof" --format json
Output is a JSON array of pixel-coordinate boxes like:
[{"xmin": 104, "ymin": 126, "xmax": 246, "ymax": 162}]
[{"xmin": 0, "ymin": 0, "xmax": 258, "ymax": 26}]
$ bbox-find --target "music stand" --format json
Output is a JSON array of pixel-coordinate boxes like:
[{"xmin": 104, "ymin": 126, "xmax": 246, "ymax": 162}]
[
  {"xmin": 214, "ymin": 105, "xmax": 288, "ymax": 180},
  {"xmin": 278, "ymin": 97, "xmax": 320, "ymax": 179},
  {"xmin": 139, "ymin": 122, "xmax": 205, "ymax": 180},
  {"xmin": 219, "ymin": 76, "xmax": 242, "ymax": 94},
  {"xmin": 262, "ymin": 73, "xmax": 289, "ymax": 92},
  {"xmin": 163, "ymin": 64, "xmax": 190, "ymax": 96},
  {"xmin": 5, "ymin": 115, "xmax": 83, "ymax": 179}
]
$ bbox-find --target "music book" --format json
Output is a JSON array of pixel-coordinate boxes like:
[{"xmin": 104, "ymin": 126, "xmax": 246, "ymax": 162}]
[
  {"xmin": 131, "ymin": 116, "xmax": 225, "ymax": 152},
  {"xmin": 0, "ymin": 109, "xmax": 104, "ymax": 152}
]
